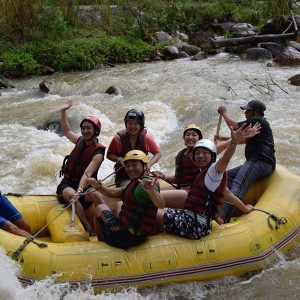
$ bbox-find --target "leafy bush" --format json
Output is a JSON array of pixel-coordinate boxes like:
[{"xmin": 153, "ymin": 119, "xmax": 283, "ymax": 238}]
[{"xmin": 1, "ymin": 51, "xmax": 40, "ymax": 77}]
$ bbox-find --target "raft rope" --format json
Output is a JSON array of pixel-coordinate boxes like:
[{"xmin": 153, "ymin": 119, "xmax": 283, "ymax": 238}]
[
  {"xmin": 11, "ymin": 194, "xmax": 82, "ymax": 261},
  {"xmin": 253, "ymin": 208, "xmax": 287, "ymax": 230},
  {"xmin": 11, "ymin": 167, "xmax": 124, "ymax": 260}
]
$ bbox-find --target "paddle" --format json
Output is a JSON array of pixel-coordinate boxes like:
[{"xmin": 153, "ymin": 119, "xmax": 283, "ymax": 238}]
[{"xmin": 214, "ymin": 114, "xmax": 222, "ymax": 145}]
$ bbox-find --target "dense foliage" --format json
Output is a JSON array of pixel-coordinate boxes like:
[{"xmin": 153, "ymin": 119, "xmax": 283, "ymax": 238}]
[{"xmin": 0, "ymin": 0, "xmax": 298, "ymax": 77}]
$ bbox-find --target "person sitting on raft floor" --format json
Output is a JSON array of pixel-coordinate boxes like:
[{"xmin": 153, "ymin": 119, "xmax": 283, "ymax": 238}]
[
  {"xmin": 216, "ymin": 100, "xmax": 276, "ymax": 223},
  {"xmin": 87, "ymin": 150, "xmax": 165, "ymax": 249},
  {"xmin": 153, "ymin": 123, "xmax": 259, "ymax": 216},
  {"xmin": 0, "ymin": 192, "xmax": 31, "ymax": 237},
  {"xmin": 56, "ymin": 99, "xmax": 106, "ymax": 235},
  {"xmin": 156, "ymin": 123, "xmax": 249, "ymax": 240},
  {"xmin": 106, "ymin": 109, "xmax": 161, "ymax": 187}
]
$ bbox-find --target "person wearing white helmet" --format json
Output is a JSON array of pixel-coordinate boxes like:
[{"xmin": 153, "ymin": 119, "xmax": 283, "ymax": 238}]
[
  {"xmin": 156, "ymin": 124, "xmax": 248, "ymax": 239},
  {"xmin": 153, "ymin": 123, "xmax": 256, "ymax": 216},
  {"xmin": 217, "ymin": 100, "xmax": 276, "ymax": 223},
  {"xmin": 56, "ymin": 99, "xmax": 106, "ymax": 235},
  {"xmin": 87, "ymin": 150, "xmax": 165, "ymax": 249}
]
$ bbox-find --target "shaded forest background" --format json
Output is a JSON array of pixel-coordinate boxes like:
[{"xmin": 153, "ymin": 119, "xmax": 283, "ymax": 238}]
[{"xmin": 0, "ymin": 0, "xmax": 297, "ymax": 77}]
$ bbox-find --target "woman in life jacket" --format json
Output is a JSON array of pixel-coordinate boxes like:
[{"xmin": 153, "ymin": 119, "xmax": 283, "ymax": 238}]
[
  {"xmin": 106, "ymin": 109, "xmax": 161, "ymax": 187},
  {"xmin": 153, "ymin": 124, "xmax": 255, "ymax": 216},
  {"xmin": 156, "ymin": 125, "xmax": 248, "ymax": 240},
  {"xmin": 87, "ymin": 150, "xmax": 165, "ymax": 249},
  {"xmin": 56, "ymin": 99, "xmax": 106, "ymax": 235}
]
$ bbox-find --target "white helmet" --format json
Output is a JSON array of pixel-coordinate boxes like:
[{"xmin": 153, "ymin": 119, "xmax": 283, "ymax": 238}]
[{"xmin": 193, "ymin": 139, "xmax": 217, "ymax": 162}]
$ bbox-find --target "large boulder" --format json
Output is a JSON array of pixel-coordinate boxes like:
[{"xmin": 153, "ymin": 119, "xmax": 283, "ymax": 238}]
[
  {"xmin": 38, "ymin": 115, "xmax": 62, "ymax": 135},
  {"xmin": 105, "ymin": 86, "xmax": 123, "ymax": 96},
  {"xmin": 288, "ymin": 74, "xmax": 300, "ymax": 86},
  {"xmin": 243, "ymin": 48, "xmax": 272, "ymax": 61},
  {"xmin": 154, "ymin": 31, "xmax": 173, "ymax": 43},
  {"xmin": 0, "ymin": 74, "xmax": 15, "ymax": 89},
  {"xmin": 39, "ymin": 79, "xmax": 54, "ymax": 93},
  {"xmin": 190, "ymin": 52, "xmax": 208, "ymax": 61},
  {"xmin": 181, "ymin": 43, "xmax": 201, "ymax": 56},
  {"xmin": 163, "ymin": 46, "xmax": 179, "ymax": 59},
  {"xmin": 288, "ymin": 41, "xmax": 300, "ymax": 52},
  {"xmin": 189, "ymin": 31, "xmax": 214, "ymax": 48},
  {"xmin": 273, "ymin": 46, "xmax": 300, "ymax": 66},
  {"xmin": 258, "ymin": 42, "xmax": 286, "ymax": 57}
]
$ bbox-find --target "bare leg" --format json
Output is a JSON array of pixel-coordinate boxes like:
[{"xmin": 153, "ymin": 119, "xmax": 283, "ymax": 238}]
[
  {"xmin": 62, "ymin": 187, "xmax": 93, "ymax": 234},
  {"xmin": 155, "ymin": 208, "xmax": 167, "ymax": 233},
  {"xmin": 161, "ymin": 190, "xmax": 188, "ymax": 208}
]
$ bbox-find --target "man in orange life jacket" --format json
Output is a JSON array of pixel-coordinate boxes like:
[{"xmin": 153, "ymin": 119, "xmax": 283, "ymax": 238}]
[
  {"xmin": 156, "ymin": 124, "xmax": 247, "ymax": 239},
  {"xmin": 56, "ymin": 99, "xmax": 106, "ymax": 235},
  {"xmin": 87, "ymin": 150, "xmax": 165, "ymax": 249},
  {"xmin": 107, "ymin": 109, "xmax": 161, "ymax": 187}
]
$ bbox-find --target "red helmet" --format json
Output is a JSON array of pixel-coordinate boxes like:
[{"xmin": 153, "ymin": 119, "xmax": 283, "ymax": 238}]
[{"xmin": 80, "ymin": 116, "xmax": 101, "ymax": 136}]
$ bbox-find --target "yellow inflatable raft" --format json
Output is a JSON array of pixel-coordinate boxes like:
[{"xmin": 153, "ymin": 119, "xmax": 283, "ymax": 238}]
[{"xmin": 1, "ymin": 165, "xmax": 300, "ymax": 292}]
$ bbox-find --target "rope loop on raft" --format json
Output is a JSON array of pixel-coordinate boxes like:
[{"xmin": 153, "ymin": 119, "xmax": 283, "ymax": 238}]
[
  {"xmin": 11, "ymin": 237, "xmax": 48, "ymax": 261},
  {"xmin": 253, "ymin": 208, "xmax": 287, "ymax": 230}
]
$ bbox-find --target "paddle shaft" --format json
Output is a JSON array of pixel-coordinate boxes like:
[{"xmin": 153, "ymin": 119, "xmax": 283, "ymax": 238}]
[{"xmin": 215, "ymin": 115, "xmax": 222, "ymax": 145}]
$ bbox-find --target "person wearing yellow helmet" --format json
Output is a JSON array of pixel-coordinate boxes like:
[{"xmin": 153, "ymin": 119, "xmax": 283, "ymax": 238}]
[
  {"xmin": 154, "ymin": 124, "xmax": 203, "ymax": 190},
  {"xmin": 154, "ymin": 123, "xmax": 259, "ymax": 217},
  {"xmin": 155, "ymin": 125, "xmax": 249, "ymax": 240},
  {"xmin": 87, "ymin": 150, "xmax": 165, "ymax": 249},
  {"xmin": 106, "ymin": 109, "xmax": 161, "ymax": 187}
]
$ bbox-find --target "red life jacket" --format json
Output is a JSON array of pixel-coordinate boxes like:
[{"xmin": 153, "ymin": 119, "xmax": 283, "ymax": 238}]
[
  {"xmin": 184, "ymin": 165, "xmax": 227, "ymax": 221},
  {"xmin": 118, "ymin": 176, "xmax": 159, "ymax": 236},
  {"xmin": 117, "ymin": 128, "xmax": 148, "ymax": 157},
  {"xmin": 175, "ymin": 148, "xmax": 198, "ymax": 189},
  {"xmin": 64, "ymin": 137, "xmax": 106, "ymax": 186},
  {"xmin": 115, "ymin": 129, "xmax": 148, "ymax": 180}
]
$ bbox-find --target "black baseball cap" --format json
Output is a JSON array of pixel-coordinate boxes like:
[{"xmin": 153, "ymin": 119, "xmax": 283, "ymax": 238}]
[{"xmin": 240, "ymin": 100, "xmax": 266, "ymax": 112}]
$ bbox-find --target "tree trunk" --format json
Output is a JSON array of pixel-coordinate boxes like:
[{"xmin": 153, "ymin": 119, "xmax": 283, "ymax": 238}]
[{"xmin": 212, "ymin": 32, "xmax": 297, "ymax": 48}]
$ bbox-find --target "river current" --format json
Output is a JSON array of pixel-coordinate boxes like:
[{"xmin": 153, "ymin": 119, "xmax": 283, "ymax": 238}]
[{"xmin": 0, "ymin": 54, "xmax": 300, "ymax": 299}]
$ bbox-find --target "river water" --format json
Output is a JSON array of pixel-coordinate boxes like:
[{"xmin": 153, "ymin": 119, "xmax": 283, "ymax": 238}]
[{"xmin": 0, "ymin": 54, "xmax": 300, "ymax": 299}]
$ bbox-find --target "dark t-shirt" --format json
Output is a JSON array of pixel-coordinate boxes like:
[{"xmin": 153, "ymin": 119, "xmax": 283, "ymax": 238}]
[{"xmin": 238, "ymin": 116, "xmax": 276, "ymax": 169}]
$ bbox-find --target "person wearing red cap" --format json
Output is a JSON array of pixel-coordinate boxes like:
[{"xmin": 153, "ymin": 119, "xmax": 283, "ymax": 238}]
[
  {"xmin": 217, "ymin": 100, "xmax": 276, "ymax": 223},
  {"xmin": 56, "ymin": 99, "xmax": 106, "ymax": 235}
]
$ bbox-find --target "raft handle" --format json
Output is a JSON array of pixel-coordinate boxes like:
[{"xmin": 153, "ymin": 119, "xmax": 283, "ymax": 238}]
[{"xmin": 253, "ymin": 208, "xmax": 287, "ymax": 230}]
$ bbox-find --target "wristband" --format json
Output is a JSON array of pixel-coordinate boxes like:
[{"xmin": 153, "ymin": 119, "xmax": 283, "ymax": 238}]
[{"xmin": 77, "ymin": 188, "xmax": 83, "ymax": 193}]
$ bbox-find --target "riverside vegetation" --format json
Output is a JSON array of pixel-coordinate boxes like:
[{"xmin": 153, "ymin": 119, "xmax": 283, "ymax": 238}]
[{"xmin": 0, "ymin": 0, "xmax": 298, "ymax": 78}]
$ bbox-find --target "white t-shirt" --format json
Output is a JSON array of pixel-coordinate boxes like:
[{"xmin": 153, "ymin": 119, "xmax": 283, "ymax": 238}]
[{"xmin": 204, "ymin": 162, "xmax": 224, "ymax": 192}]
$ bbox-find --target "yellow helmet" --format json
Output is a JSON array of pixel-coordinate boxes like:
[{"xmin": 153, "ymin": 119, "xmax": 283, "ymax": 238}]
[
  {"xmin": 183, "ymin": 124, "xmax": 202, "ymax": 139},
  {"xmin": 123, "ymin": 150, "xmax": 149, "ymax": 163}
]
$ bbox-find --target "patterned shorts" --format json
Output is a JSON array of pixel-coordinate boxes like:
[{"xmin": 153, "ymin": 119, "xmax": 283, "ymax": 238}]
[{"xmin": 163, "ymin": 208, "xmax": 210, "ymax": 239}]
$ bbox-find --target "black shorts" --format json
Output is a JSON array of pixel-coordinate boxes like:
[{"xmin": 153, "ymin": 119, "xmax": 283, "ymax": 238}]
[
  {"xmin": 56, "ymin": 177, "xmax": 92, "ymax": 210},
  {"xmin": 97, "ymin": 210, "xmax": 146, "ymax": 249}
]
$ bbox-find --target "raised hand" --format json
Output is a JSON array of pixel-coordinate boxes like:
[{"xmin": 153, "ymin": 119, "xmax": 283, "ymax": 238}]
[
  {"xmin": 230, "ymin": 123, "xmax": 249, "ymax": 144},
  {"xmin": 242, "ymin": 122, "xmax": 261, "ymax": 139},
  {"xmin": 217, "ymin": 106, "xmax": 227, "ymax": 116},
  {"xmin": 138, "ymin": 177, "xmax": 158, "ymax": 193},
  {"xmin": 60, "ymin": 99, "xmax": 73, "ymax": 112}
]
